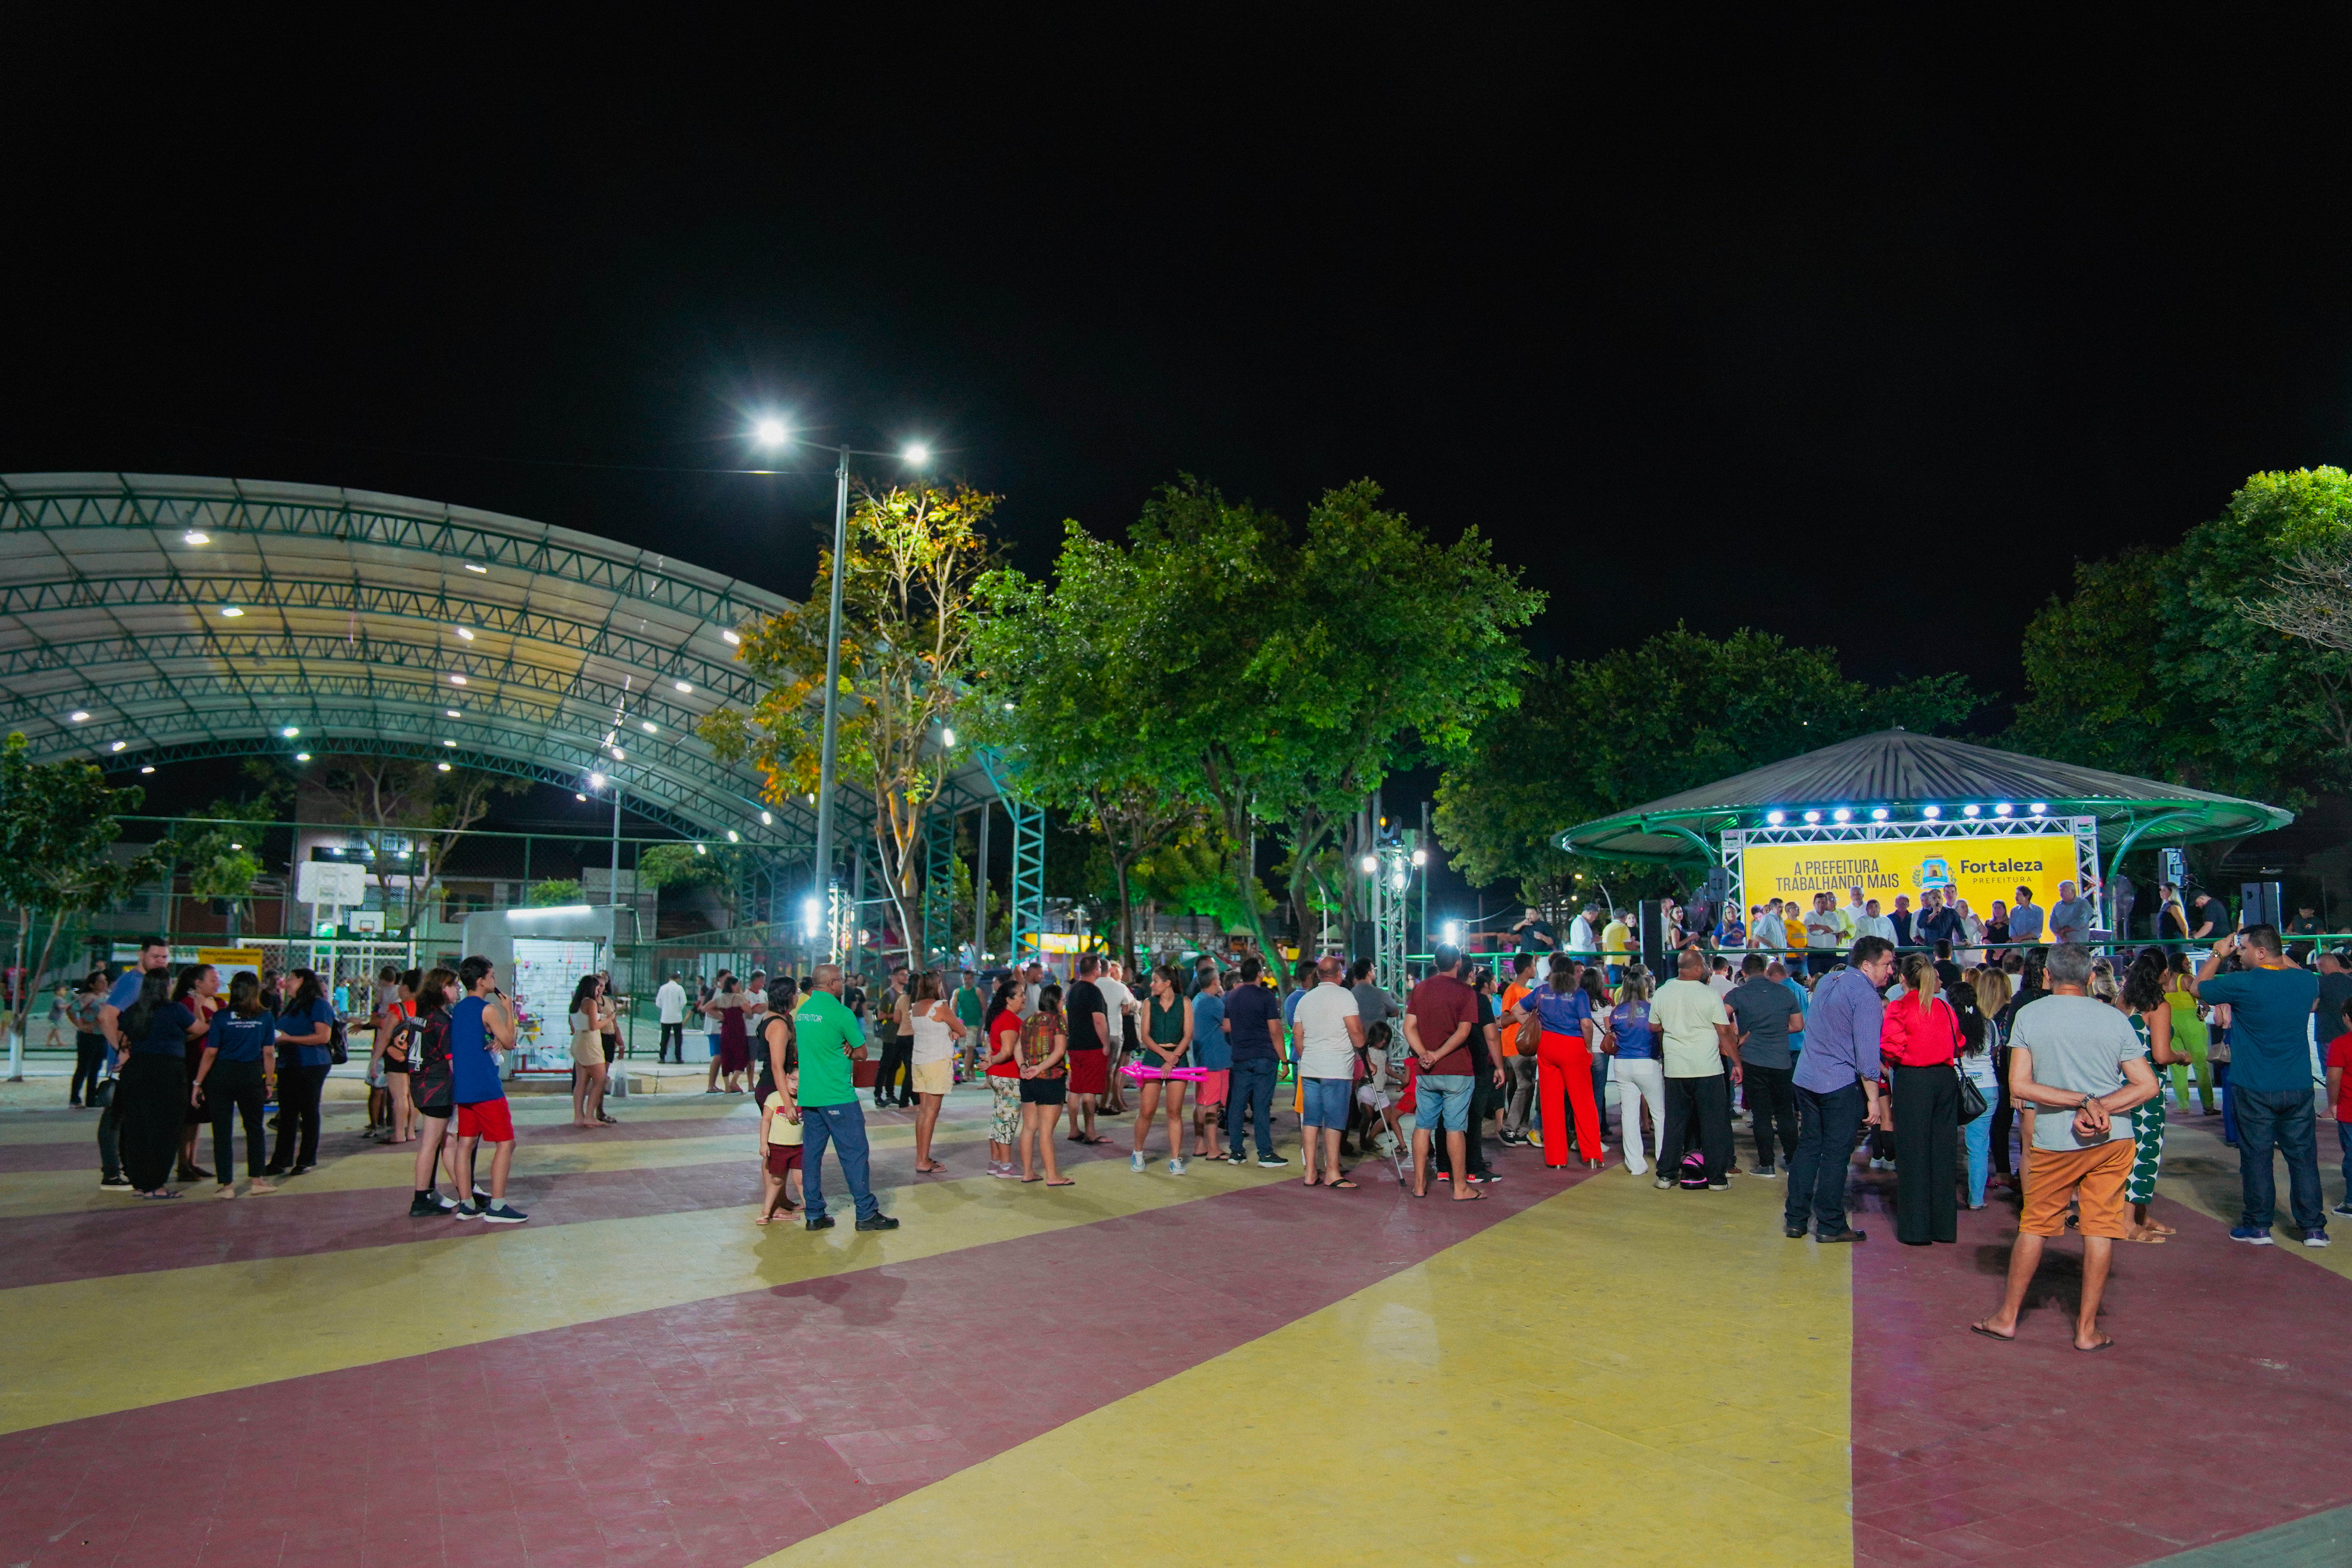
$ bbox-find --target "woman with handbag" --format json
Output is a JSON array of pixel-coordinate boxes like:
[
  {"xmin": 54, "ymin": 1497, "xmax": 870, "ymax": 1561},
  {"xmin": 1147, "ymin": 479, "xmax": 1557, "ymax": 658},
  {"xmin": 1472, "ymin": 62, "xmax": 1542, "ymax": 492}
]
[
  {"xmin": 1951, "ymin": 981, "xmax": 1999, "ymax": 1209},
  {"xmin": 2120, "ymin": 948, "xmax": 2182, "ymax": 1242},
  {"xmin": 1879, "ymin": 953, "xmax": 1962, "ymax": 1246},
  {"xmin": 1507, "ymin": 953, "xmax": 1604, "ymax": 1168}
]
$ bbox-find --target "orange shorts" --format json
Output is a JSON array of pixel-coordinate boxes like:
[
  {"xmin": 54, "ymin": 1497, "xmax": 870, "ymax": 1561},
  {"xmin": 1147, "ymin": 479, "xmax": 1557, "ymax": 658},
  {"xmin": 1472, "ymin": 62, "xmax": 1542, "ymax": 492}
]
[{"xmin": 2020, "ymin": 1140, "xmax": 2133, "ymax": 1239}]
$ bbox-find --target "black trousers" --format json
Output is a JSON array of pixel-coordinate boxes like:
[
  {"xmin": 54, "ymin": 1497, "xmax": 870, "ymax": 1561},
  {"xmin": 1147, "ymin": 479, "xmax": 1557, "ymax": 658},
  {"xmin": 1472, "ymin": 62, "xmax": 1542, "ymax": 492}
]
[
  {"xmin": 1786, "ymin": 1082, "xmax": 1866, "ymax": 1236},
  {"xmin": 270, "ymin": 1064, "xmax": 329, "ymax": 1170},
  {"xmin": 118, "ymin": 1053, "xmax": 187, "ymax": 1191},
  {"xmin": 659, "ymin": 1022, "xmax": 684, "ymax": 1062},
  {"xmin": 874, "ymin": 1036, "xmax": 912, "ymax": 1105},
  {"xmin": 1662, "ymin": 1073, "xmax": 1734, "ymax": 1183},
  {"xmin": 206, "ymin": 1059, "xmax": 270, "ymax": 1179},
  {"xmin": 1892, "ymin": 1064, "xmax": 1959, "ymax": 1245},
  {"xmin": 71, "ymin": 1031, "xmax": 106, "ymax": 1104},
  {"xmin": 1988, "ymin": 1044, "xmax": 2015, "ymax": 1175},
  {"xmin": 1746, "ymin": 1063, "xmax": 1798, "ymax": 1169},
  {"xmin": 96, "ymin": 1082, "xmax": 122, "ymax": 1179}
]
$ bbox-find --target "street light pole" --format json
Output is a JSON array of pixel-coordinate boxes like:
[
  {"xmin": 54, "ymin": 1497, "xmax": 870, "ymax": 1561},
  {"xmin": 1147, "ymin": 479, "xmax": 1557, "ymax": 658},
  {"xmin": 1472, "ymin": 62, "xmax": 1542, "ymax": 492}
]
[{"xmin": 811, "ymin": 443, "xmax": 851, "ymax": 956}]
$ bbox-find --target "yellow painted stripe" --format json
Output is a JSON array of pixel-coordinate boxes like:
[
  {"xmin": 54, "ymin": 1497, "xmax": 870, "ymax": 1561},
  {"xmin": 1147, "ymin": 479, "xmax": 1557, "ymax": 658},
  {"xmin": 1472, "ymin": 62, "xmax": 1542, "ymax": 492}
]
[
  {"xmin": 0, "ymin": 1107, "xmax": 999, "ymax": 1220},
  {"xmin": 0, "ymin": 1152, "xmax": 1291, "ymax": 1436},
  {"xmin": 758, "ymin": 1167, "xmax": 1854, "ymax": 1568}
]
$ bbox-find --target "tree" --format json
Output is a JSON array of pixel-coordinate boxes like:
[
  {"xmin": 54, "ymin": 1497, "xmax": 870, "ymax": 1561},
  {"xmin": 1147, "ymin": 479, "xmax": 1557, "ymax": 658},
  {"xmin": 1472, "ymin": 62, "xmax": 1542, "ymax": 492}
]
[
  {"xmin": 527, "ymin": 878, "xmax": 586, "ymax": 907},
  {"xmin": 2009, "ymin": 467, "xmax": 2352, "ymax": 808},
  {"xmin": 969, "ymin": 523, "xmax": 1200, "ymax": 970},
  {"xmin": 289, "ymin": 755, "xmax": 526, "ymax": 936},
  {"xmin": 706, "ymin": 482, "xmax": 999, "ymax": 963},
  {"xmin": 636, "ymin": 841, "xmax": 769, "ymax": 932},
  {"xmin": 1437, "ymin": 628, "xmax": 1980, "ymax": 904},
  {"xmin": 0, "ymin": 734, "xmax": 166, "ymax": 1073},
  {"xmin": 170, "ymin": 781, "xmax": 289, "ymax": 942}
]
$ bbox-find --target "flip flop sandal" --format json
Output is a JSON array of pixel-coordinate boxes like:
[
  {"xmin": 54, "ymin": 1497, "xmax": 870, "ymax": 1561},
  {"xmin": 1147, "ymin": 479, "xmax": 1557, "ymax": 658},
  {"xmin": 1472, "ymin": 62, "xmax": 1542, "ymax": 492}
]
[
  {"xmin": 1968, "ymin": 1323, "xmax": 2016, "ymax": 1343},
  {"xmin": 1044, "ymin": 1177, "xmax": 1076, "ymax": 1187},
  {"xmin": 1327, "ymin": 1179, "xmax": 1359, "ymax": 1190},
  {"xmin": 2075, "ymin": 1337, "xmax": 2116, "ymax": 1353}
]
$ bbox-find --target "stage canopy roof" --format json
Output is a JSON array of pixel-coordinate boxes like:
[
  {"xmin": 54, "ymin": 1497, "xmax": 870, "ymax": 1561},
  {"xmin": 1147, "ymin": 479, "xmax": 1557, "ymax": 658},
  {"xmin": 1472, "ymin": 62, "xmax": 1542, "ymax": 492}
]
[
  {"xmin": 0, "ymin": 473, "xmax": 1003, "ymax": 844},
  {"xmin": 1556, "ymin": 728, "xmax": 2293, "ymax": 864}
]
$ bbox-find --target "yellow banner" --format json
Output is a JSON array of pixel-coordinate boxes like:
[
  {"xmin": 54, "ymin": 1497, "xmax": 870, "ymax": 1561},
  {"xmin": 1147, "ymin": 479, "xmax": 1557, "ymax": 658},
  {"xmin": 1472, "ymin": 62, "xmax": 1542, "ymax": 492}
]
[
  {"xmin": 1738, "ymin": 833, "xmax": 2080, "ymax": 918},
  {"xmin": 194, "ymin": 947, "xmax": 266, "ymax": 982}
]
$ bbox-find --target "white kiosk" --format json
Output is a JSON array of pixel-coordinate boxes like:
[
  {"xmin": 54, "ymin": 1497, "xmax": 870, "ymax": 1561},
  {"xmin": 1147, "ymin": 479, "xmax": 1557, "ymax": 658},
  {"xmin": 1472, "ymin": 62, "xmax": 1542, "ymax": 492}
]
[{"xmin": 459, "ymin": 904, "xmax": 617, "ymax": 1083}]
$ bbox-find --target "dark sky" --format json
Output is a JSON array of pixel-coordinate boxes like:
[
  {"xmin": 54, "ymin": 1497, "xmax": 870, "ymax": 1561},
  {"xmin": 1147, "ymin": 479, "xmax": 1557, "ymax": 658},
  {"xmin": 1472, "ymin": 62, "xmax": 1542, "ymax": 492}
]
[{"xmin": 9, "ymin": 15, "xmax": 2352, "ymax": 910}]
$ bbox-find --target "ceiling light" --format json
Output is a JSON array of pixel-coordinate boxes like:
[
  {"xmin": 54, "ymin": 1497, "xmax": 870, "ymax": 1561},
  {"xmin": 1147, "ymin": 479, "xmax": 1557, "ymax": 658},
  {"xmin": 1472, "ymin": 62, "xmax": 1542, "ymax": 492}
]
[
  {"xmin": 109, "ymin": 740, "xmax": 127, "ymax": 752},
  {"xmin": 759, "ymin": 810, "xmax": 773, "ymax": 826},
  {"xmin": 1802, "ymin": 810, "xmax": 1821, "ymax": 823},
  {"xmin": 611, "ymin": 748, "xmax": 624, "ymax": 761},
  {"xmin": 2029, "ymin": 802, "xmax": 2048, "ymax": 815},
  {"xmin": 294, "ymin": 752, "xmax": 310, "ymax": 762},
  {"xmin": 727, "ymin": 829, "xmax": 740, "ymax": 843},
  {"xmin": 721, "ymin": 629, "xmax": 742, "ymax": 645},
  {"xmin": 1962, "ymin": 804, "xmax": 1981, "ymax": 817},
  {"xmin": 437, "ymin": 762, "xmax": 452, "ymax": 772},
  {"xmin": 1870, "ymin": 807, "xmax": 1889, "ymax": 822},
  {"xmin": 69, "ymin": 710, "xmax": 89, "ymax": 722},
  {"xmin": 182, "ymin": 530, "xmax": 209, "ymax": 545},
  {"xmin": 1922, "ymin": 805, "xmax": 1941, "ymax": 819},
  {"xmin": 640, "ymin": 720, "xmax": 656, "ymax": 733},
  {"xmin": 449, "ymin": 674, "xmax": 467, "ymax": 685},
  {"xmin": 589, "ymin": 772, "xmax": 606, "ymax": 789},
  {"xmin": 463, "ymin": 561, "xmax": 488, "ymax": 574},
  {"xmin": 673, "ymin": 680, "xmax": 693, "ymax": 694},
  {"xmin": 694, "ymin": 843, "xmax": 706, "ymax": 855},
  {"xmin": 456, "ymin": 627, "xmax": 475, "ymax": 641},
  {"xmin": 1765, "ymin": 810, "xmax": 1784, "ymax": 825},
  {"xmin": 1832, "ymin": 807, "xmax": 1852, "ymax": 823},
  {"xmin": 229, "ymin": 842, "xmax": 243, "ymax": 850},
  {"xmin": 281, "ymin": 726, "xmax": 299, "ymax": 738},
  {"xmin": 442, "ymin": 739, "xmax": 457, "ymax": 748},
  {"xmin": 446, "ymin": 708, "xmax": 461, "ymax": 718},
  {"xmin": 140, "ymin": 765, "xmax": 155, "ymax": 774},
  {"xmin": 575, "ymin": 792, "xmax": 587, "ymax": 802},
  {"xmin": 1995, "ymin": 803, "xmax": 2013, "ymax": 817},
  {"xmin": 941, "ymin": 725, "xmax": 956, "ymax": 747},
  {"xmin": 219, "ymin": 605, "xmax": 244, "ymax": 618}
]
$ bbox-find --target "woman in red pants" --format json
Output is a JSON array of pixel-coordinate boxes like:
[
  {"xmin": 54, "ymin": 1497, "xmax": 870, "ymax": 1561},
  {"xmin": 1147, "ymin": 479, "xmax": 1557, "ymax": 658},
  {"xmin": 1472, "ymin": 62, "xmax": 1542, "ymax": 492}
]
[{"xmin": 1509, "ymin": 954, "xmax": 1604, "ymax": 1168}]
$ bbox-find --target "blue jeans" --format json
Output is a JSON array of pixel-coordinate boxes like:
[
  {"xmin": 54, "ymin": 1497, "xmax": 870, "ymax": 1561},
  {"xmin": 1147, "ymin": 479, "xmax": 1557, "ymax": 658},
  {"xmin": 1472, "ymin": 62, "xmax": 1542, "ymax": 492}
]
[
  {"xmin": 1785, "ymin": 1082, "xmax": 1865, "ymax": 1236},
  {"xmin": 2216, "ymin": 1060, "xmax": 2238, "ymax": 1145},
  {"xmin": 2339, "ymin": 1120, "xmax": 2352, "ymax": 1200},
  {"xmin": 800, "ymin": 1100, "xmax": 881, "ymax": 1223},
  {"xmin": 2234, "ymin": 1085, "xmax": 2323, "ymax": 1233},
  {"xmin": 1225, "ymin": 1058, "xmax": 1278, "ymax": 1159},
  {"xmin": 1961, "ymin": 1105, "xmax": 1992, "ymax": 1208}
]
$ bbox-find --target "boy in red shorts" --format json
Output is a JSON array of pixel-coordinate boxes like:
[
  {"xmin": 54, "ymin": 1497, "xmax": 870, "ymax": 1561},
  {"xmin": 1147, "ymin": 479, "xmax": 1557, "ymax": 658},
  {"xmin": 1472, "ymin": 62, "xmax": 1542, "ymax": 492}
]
[
  {"xmin": 450, "ymin": 955, "xmax": 528, "ymax": 1224},
  {"xmin": 759, "ymin": 1042, "xmax": 804, "ymax": 1223}
]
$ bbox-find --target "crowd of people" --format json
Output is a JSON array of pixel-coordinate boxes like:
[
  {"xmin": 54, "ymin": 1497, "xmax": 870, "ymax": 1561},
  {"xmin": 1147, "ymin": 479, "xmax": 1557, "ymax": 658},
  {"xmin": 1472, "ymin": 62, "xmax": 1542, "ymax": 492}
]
[{"xmin": 65, "ymin": 907, "xmax": 2347, "ymax": 1352}]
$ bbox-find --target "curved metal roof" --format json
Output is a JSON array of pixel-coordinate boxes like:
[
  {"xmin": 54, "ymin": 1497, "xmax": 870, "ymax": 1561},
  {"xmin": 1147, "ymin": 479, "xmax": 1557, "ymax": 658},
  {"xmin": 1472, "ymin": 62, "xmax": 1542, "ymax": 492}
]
[
  {"xmin": 0, "ymin": 472, "xmax": 996, "ymax": 843},
  {"xmin": 1558, "ymin": 728, "xmax": 2294, "ymax": 862}
]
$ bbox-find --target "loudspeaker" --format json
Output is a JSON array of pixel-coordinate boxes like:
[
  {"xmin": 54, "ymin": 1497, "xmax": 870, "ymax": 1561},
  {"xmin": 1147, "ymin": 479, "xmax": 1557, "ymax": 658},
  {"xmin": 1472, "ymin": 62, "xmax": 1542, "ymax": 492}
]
[
  {"xmin": 2240, "ymin": 881, "xmax": 2284, "ymax": 931},
  {"xmin": 1637, "ymin": 899, "xmax": 1671, "ymax": 978}
]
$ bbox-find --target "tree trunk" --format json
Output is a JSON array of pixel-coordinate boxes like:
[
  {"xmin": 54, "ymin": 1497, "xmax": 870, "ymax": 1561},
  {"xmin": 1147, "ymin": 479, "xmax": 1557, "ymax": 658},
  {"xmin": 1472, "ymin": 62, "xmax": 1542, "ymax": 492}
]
[{"xmin": 1111, "ymin": 851, "xmax": 1136, "ymax": 978}]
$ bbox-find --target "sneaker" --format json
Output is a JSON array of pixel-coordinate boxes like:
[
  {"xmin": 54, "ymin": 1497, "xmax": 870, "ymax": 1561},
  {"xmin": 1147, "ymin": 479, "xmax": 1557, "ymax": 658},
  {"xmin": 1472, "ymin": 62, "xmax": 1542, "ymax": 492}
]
[
  {"xmin": 1749, "ymin": 1165, "xmax": 1780, "ymax": 1178},
  {"xmin": 806, "ymin": 1214, "xmax": 836, "ymax": 1230},
  {"xmin": 2333, "ymin": 1202, "xmax": 2352, "ymax": 1218},
  {"xmin": 990, "ymin": 1163, "xmax": 1021, "ymax": 1180},
  {"xmin": 1168, "ymin": 1157, "xmax": 1187, "ymax": 1175},
  {"xmin": 2228, "ymin": 1225, "xmax": 2274, "ymax": 1245},
  {"xmin": 1131, "ymin": 1152, "xmax": 1148, "ymax": 1172},
  {"xmin": 1707, "ymin": 1180, "xmax": 1731, "ymax": 1191},
  {"xmin": 2303, "ymin": 1230, "xmax": 2331, "ymax": 1248},
  {"xmin": 1224, "ymin": 1151, "xmax": 1248, "ymax": 1165},
  {"xmin": 99, "ymin": 1174, "xmax": 133, "ymax": 1191},
  {"xmin": 479, "ymin": 1202, "xmax": 529, "ymax": 1224},
  {"xmin": 453, "ymin": 1203, "xmax": 485, "ymax": 1220},
  {"xmin": 1255, "ymin": 1154, "xmax": 1288, "ymax": 1168},
  {"xmin": 854, "ymin": 1214, "xmax": 901, "ymax": 1231},
  {"xmin": 1655, "ymin": 1175, "xmax": 1674, "ymax": 1190},
  {"xmin": 425, "ymin": 1190, "xmax": 457, "ymax": 1211},
  {"xmin": 408, "ymin": 1193, "xmax": 445, "ymax": 1217}
]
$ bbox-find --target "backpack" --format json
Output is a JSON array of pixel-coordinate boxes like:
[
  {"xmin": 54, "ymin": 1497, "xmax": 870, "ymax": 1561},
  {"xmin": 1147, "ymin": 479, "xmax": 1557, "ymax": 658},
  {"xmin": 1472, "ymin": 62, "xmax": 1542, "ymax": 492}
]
[
  {"xmin": 327, "ymin": 1016, "xmax": 350, "ymax": 1065},
  {"xmin": 1677, "ymin": 1150, "xmax": 1710, "ymax": 1189}
]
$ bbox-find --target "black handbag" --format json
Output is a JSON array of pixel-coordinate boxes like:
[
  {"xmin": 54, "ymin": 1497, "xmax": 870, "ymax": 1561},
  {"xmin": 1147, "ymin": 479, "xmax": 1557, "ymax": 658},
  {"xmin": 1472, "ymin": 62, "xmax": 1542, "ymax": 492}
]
[{"xmin": 1954, "ymin": 1063, "xmax": 1988, "ymax": 1122}]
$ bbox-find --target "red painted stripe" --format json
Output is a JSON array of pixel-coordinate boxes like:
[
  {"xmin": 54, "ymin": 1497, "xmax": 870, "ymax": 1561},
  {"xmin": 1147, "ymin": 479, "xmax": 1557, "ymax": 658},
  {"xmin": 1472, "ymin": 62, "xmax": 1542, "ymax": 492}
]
[
  {"xmin": 1848, "ymin": 1175, "xmax": 2352, "ymax": 1567},
  {"xmin": 0, "ymin": 1156, "xmax": 1580, "ymax": 1567}
]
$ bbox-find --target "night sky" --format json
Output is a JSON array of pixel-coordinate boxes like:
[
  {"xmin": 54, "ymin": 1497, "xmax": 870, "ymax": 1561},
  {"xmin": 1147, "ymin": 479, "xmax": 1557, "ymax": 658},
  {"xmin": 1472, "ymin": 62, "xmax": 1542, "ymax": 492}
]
[{"xmin": 9, "ymin": 16, "xmax": 2351, "ymax": 909}]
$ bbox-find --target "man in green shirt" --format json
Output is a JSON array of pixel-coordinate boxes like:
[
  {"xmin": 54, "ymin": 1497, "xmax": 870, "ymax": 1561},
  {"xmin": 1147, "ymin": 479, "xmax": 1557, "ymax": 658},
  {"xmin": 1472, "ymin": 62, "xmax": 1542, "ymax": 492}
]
[
  {"xmin": 792, "ymin": 964, "xmax": 898, "ymax": 1232},
  {"xmin": 953, "ymin": 968, "xmax": 985, "ymax": 1077}
]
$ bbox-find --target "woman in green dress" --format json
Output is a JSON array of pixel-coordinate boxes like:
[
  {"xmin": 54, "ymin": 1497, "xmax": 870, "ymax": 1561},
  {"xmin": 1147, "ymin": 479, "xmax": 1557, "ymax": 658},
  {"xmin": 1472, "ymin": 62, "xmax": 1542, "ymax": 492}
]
[
  {"xmin": 2121, "ymin": 948, "xmax": 2182, "ymax": 1242},
  {"xmin": 2163, "ymin": 952, "xmax": 2213, "ymax": 1114}
]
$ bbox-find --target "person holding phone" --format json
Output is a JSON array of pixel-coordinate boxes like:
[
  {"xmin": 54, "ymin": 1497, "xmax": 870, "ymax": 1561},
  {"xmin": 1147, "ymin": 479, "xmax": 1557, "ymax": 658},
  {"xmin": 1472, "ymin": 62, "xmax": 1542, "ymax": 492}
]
[{"xmin": 448, "ymin": 956, "xmax": 528, "ymax": 1223}]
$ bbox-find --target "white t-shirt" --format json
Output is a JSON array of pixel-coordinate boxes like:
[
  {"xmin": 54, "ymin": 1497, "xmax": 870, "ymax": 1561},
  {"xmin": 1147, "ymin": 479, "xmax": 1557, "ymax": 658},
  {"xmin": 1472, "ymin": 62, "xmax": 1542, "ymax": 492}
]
[
  {"xmin": 908, "ymin": 1000, "xmax": 957, "ymax": 1064},
  {"xmin": 1803, "ymin": 909, "xmax": 1843, "ymax": 950},
  {"xmin": 1094, "ymin": 978, "xmax": 1137, "ymax": 1045},
  {"xmin": 1707, "ymin": 974, "xmax": 1734, "ymax": 999},
  {"xmin": 1566, "ymin": 915, "xmax": 1598, "ymax": 953},
  {"xmin": 1652, "ymin": 978, "xmax": 1730, "ymax": 1079},
  {"xmin": 1291, "ymin": 982, "xmax": 1361, "ymax": 1079},
  {"xmin": 655, "ymin": 981, "xmax": 687, "ymax": 1025},
  {"xmin": 1752, "ymin": 914, "xmax": 1788, "ymax": 951},
  {"xmin": 1855, "ymin": 914, "xmax": 1897, "ymax": 943}
]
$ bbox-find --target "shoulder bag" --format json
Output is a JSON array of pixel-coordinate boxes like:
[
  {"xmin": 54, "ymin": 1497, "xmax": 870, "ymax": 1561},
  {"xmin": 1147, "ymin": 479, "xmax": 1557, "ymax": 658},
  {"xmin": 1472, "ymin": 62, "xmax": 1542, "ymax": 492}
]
[{"xmin": 1514, "ymin": 1002, "xmax": 1544, "ymax": 1057}]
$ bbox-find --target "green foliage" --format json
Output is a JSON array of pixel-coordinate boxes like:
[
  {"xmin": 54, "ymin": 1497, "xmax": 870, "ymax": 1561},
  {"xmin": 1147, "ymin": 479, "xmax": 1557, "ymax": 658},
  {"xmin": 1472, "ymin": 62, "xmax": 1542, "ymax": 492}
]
[
  {"xmin": 2008, "ymin": 467, "xmax": 2352, "ymax": 807},
  {"xmin": 1435, "ymin": 628, "xmax": 1980, "ymax": 902},
  {"xmin": 1130, "ymin": 820, "xmax": 1272, "ymax": 933},
  {"xmin": 527, "ymin": 878, "xmax": 586, "ymax": 907},
  {"xmin": 0, "ymin": 733, "xmax": 166, "ymax": 1027}
]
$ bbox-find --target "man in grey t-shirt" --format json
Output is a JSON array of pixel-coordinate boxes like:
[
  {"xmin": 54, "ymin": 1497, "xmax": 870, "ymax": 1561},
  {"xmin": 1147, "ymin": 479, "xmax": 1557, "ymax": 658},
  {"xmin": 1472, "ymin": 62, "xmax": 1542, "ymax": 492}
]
[
  {"xmin": 1972, "ymin": 944, "xmax": 2158, "ymax": 1352},
  {"xmin": 2047, "ymin": 881, "xmax": 2098, "ymax": 946},
  {"xmin": 1726, "ymin": 954, "xmax": 1804, "ymax": 1175}
]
